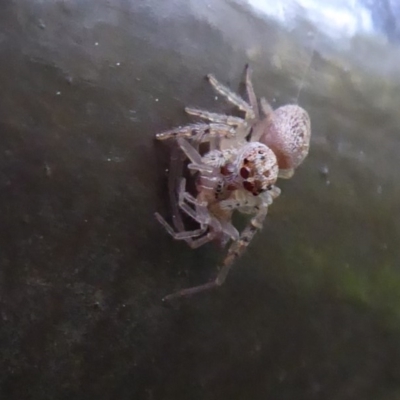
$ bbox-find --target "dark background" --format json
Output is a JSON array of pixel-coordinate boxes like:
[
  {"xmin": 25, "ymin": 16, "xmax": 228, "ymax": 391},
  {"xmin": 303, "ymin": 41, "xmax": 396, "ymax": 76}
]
[{"xmin": 1, "ymin": 0, "xmax": 400, "ymax": 399}]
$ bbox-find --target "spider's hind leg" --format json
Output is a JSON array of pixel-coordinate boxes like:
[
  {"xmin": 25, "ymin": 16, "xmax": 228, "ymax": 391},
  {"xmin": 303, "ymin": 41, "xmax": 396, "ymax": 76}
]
[
  {"xmin": 207, "ymin": 73, "xmax": 254, "ymax": 119},
  {"xmin": 163, "ymin": 203, "xmax": 269, "ymax": 301},
  {"xmin": 244, "ymin": 64, "xmax": 260, "ymax": 120},
  {"xmin": 185, "ymin": 108, "xmax": 244, "ymax": 126}
]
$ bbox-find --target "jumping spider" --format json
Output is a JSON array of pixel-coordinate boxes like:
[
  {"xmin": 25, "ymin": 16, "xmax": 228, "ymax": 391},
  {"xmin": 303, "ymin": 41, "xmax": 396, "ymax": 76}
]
[{"xmin": 155, "ymin": 65, "xmax": 311, "ymax": 301}]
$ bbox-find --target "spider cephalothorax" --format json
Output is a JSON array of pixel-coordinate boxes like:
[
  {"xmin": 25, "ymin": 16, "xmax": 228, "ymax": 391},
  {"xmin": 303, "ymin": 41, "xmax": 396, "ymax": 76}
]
[{"xmin": 234, "ymin": 142, "xmax": 278, "ymax": 196}]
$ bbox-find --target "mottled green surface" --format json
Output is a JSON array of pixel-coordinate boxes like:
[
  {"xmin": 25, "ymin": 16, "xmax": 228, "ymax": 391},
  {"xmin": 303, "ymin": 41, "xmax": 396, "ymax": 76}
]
[{"xmin": 0, "ymin": 0, "xmax": 400, "ymax": 399}]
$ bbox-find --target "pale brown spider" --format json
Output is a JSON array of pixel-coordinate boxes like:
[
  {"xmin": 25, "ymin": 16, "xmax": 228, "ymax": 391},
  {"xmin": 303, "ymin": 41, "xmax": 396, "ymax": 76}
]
[{"xmin": 155, "ymin": 65, "xmax": 311, "ymax": 301}]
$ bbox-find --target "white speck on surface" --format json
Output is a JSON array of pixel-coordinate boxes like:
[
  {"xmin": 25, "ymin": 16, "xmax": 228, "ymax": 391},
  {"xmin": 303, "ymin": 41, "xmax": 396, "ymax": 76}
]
[
  {"xmin": 319, "ymin": 165, "xmax": 329, "ymax": 176},
  {"xmin": 377, "ymin": 185, "xmax": 383, "ymax": 194},
  {"xmin": 44, "ymin": 163, "xmax": 52, "ymax": 177},
  {"xmin": 107, "ymin": 158, "xmax": 111, "ymax": 162},
  {"xmin": 116, "ymin": 62, "xmax": 120, "ymax": 66},
  {"xmin": 56, "ymin": 91, "xmax": 61, "ymax": 95},
  {"xmin": 95, "ymin": 42, "xmax": 99, "ymax": 46},
  {"xmin": 215, "ymin": 96, "xmax": 218, "ymax": 101},
  {"xmin": 155, "ymin": 98, "xmax": 159, "ymax": 102},
  {"xmin": 165, "ymin": 168, "xmax": 169, "ymax": 172},
  {"xmin": 326, "ymin": 180, "xmax": 331, "ymax": 186}
]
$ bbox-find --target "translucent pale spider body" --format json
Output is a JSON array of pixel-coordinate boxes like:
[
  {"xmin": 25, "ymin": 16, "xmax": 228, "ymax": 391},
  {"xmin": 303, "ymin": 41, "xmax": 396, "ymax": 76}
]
[{"xmin": 155, "ymin": 65, "xmax": 311, "ymax": 300}]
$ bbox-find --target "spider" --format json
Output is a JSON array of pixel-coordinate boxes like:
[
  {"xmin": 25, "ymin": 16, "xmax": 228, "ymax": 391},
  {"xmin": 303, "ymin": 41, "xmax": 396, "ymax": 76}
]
[{"xmin": 155, "ymin": 65, "xmax": 311, "ymax": 300}]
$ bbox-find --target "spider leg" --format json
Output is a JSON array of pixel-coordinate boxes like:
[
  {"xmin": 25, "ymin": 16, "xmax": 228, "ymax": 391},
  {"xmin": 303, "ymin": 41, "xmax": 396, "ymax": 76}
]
[
  {"xmin": 168, "ymin": 143, "xmax": 187, "ymax": 231},
  {"xmin": 185, "ymin": 108, "xmax": 244, "ymax": 126},
  {"xmin": 176, "ymin": 137, "xmax": 214, "ymax": 173},
  {"xmin": 178, "ymin": 179, "xmax": 225, "ymax": 247},
  {"xmin": 187, "ymin": 232, "xmax": 218, "ymax": 249},
  {"xmin": 158, "ymin": 132, "xmax": 225, "ymax": 249},
  {"xmin": 245, "ymin": 64, "xmax": 260, "ymax": 120},
  {"xmin": 266, "ymin": 185, "xmax": 281, "ymax": 200},
  {"xmin": 278, "ymin": 169, "xmax": 295, "ymax": 179},
  {"xmin": 176, "ymin": 137, "xmax": 229, "ymax": 177},
  {"xmin": 156, "ymin": 179, "xmax": 218, "ymax": 247},
  {"xmin": 155, "ymin": 212, "xmax": 207, "ymax": 239},
  {"xmin": 250, "ymin": 96, "xmax": 275, "ymax": 142},
  {"xmin": 156, "ymin": 210, "xmax": 217, "ymax": 249},
  {"xmin": 163, "ymin": 205, "xmax": 269, "ymax": 301},
  {"xmin": 177, "ymin": 179, "xmax": 212, "ymax": 225},
  {"xmin": 163, "ymin": 145, "xmax": 212, "ymax": 247},
  {"xmin": 208, "ymin": 134, "xmax": 221, "ymax": 151},
  {"xmin": 207, "ymin": 74, "xmax": 255, "ymax": 119},
  {"xmin": 167, "ymin": 142, "xmax": 213, "ymax": 232},
  {"xmin": 156, "ymin": 123, "xmax": 235, "ymax": 142},
  {"xmin": 218, "ymin": 186, "xmax": 277, "ymax": 212},
  {"xmin": 260, "ymin": 97, "xmax": 273, "ymax": 118},
  {"xmin": 220, "ymin": 220, "xmax": 239, "ymax": 241}
]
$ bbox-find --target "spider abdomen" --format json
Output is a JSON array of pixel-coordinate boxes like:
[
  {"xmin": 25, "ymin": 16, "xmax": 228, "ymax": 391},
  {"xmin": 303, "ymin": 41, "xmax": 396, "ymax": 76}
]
[{"xmin": 260, "ymin": 104, "xmax": 311, "ymax": 170}]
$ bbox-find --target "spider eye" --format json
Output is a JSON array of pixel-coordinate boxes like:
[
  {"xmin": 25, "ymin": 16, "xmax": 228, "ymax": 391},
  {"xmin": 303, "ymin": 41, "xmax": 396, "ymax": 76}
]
[
  {"xmin": 240, "ymin": 167, "xmax": 250, "ymax": 179},
  {"xmin": 243, "ymin": 181, "xmax": 254, "ymax": 193}
]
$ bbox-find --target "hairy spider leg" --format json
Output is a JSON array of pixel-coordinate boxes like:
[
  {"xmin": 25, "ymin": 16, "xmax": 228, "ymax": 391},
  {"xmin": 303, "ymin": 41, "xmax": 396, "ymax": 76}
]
[
  {"xmin": 184, "ymin": 108, "xmax": 244, "ymax": 126},
  {"xmin": 207, "ymin": 74, "xmax": 255, "ymax": 119},
  {"xmin": 207, "ymin": 70, "xmax": 260, "ymax": 143},
  {"xmin": 166, "ymin": 142, "xmax": 209, "ymax": 241},
  {"xmin": 162, "ymin": 204, "xmax": 269, "ymax": 301},
  {"xmin": 156, "ymin": 123, "xmax": 235, "ymax": 142},
  {"xmin": 219, "ymin": 186, "xmax": 280, "ymax": 212}
]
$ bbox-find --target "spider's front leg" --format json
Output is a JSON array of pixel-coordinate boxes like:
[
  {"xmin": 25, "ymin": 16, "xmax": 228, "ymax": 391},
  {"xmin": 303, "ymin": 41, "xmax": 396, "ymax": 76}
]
[
  {"xmin": 162, "ymin": 202, "xmax": 270, "ymax": 301},
  {"xmin": 164, "ymin": 125, "xmax": 225, "ymax": 237},
  {"xmin": 155, "ymin": 213, "xmax": 208, "ymax": 240},
  {"xmin": 156, "ymin": 178, "xmax": 219, "ymax": 249}
]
